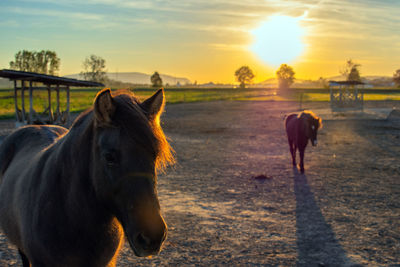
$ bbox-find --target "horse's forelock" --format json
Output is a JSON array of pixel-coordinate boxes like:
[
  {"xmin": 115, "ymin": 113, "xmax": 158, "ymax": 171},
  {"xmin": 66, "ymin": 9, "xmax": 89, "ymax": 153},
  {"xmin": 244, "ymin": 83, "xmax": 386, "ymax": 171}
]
[
  {"xmin": 317, "ymin": 117, "xmax": 323, "ymax": 129},
  {"xmin": 112, "ymin": 91, "xmax": 175, "ymax": 172},
  {"xmin": 69, "ymin": 90, "xmax": 174, "ymax": 172},
  {"xmin": 299, "ymin": 110, "xmax": 322, "ymax": 129}
]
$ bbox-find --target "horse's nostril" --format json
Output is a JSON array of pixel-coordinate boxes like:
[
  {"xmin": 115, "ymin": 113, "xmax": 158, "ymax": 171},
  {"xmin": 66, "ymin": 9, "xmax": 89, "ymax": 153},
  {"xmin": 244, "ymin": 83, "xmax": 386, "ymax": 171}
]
[
  {"xmin": 136, "ymin": 230, "xmax": 166, "ymax": 253},
  {"xmin": 136, "ymin": 233, "xmax": 152, "ymax": 249}
]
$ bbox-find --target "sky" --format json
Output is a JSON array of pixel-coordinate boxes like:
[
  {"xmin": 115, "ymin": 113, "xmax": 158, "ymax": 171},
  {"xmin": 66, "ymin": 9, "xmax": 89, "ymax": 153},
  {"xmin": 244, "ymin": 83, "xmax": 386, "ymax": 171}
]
[{"xmin": 0, "ymin": 0, "xmax": 399, "ymax": 83}]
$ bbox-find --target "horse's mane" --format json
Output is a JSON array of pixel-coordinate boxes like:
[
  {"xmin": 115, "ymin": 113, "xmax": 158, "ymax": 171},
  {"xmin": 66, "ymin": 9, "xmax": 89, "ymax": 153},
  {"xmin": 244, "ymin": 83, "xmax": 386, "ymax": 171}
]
[
  {"xmin": 68, "ymin": 90, "xmax": 175, "ymax": 172},
  {"xmin": 298, "ymin": 110, "xmax": 323, "ymax": 129},
  {"xmin": 112, "ymin": 90, "xmax": 175, "ymax": 172}
]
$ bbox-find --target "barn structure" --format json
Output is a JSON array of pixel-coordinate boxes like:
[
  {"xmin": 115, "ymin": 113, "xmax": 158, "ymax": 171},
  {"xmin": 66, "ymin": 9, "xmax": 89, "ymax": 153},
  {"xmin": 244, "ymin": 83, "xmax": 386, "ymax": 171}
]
[
  {"xmin": 329, "ymin": 80, "xmax": 365, "ymax": 112},
  {"xmin": 0, "ymin": 69, "xmax": 103, "ymax": 127}
]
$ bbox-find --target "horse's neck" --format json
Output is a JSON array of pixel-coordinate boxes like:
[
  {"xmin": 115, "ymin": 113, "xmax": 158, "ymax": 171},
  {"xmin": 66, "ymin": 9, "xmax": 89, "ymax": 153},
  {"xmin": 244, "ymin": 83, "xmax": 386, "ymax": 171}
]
[
  {"xmin": 58, "ymin": 113, "xmax": 93, "ymax": 162},
  {"xmin": 53, "ymin": 113, "xmax": 98, "ymax": 202},
  {"xmin": 296, "ymin": 117, "xmax": 308, "ymax": 137}
]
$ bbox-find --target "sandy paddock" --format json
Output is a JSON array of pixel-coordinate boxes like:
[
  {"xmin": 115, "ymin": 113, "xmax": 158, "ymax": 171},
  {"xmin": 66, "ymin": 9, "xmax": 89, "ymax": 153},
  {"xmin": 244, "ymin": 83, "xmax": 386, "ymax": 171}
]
[{"xmin": 0, "ymin": 100, "xmax": 399, "ymax": 266}]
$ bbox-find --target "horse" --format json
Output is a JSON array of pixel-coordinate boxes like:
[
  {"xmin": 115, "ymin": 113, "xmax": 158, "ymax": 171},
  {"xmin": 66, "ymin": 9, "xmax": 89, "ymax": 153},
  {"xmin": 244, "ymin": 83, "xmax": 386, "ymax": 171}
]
[
  {"xmin": 285, "ymin": 110, "xmax": 322, "ymax": 174},
  {"xmin": 0, "ymin": 88, "xmax": 174, "ymax": 267}
]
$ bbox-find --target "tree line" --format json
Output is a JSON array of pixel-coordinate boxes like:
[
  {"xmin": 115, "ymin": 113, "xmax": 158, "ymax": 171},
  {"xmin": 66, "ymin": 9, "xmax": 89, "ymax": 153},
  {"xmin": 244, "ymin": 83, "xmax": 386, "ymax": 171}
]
[
  {"xmin": 9, "ymin": 50, "xmax": 60, "ymax": 75},
  {"xmin": 8, "ymin": 50, "xmax": 166, "ymax": 87},
  {"xmin": 234, "ymin": 64, "xmax": 296, "ymax": 89},
  {"xmin": 235, "ymin": 60, "xmax": 400, "ymax": 89},
  {"xmin": 8, "ymin": 50, "xmax": 400, "ymax": 88}
]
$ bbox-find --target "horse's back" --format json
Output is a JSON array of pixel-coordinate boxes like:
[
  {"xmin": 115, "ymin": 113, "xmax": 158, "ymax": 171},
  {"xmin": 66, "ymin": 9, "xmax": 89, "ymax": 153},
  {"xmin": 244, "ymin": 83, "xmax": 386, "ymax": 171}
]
[
  {"xmin": 0, "ymin": 125, "xmax": 68, "ymax": 248},
  {"xmin": 0, "ymin": 125, "xmax": 67, "ymax": 176},
  {"xmin": 285, "ymin": 113, "xmax": 298, "ymax": 138}
]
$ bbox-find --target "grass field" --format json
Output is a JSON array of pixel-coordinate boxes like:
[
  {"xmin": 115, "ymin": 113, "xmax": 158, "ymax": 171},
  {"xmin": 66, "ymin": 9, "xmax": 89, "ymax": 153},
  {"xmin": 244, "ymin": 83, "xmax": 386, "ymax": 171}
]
[{"xmin": 0, "ymin": 87, "xmax": 399, "ymax": 119}]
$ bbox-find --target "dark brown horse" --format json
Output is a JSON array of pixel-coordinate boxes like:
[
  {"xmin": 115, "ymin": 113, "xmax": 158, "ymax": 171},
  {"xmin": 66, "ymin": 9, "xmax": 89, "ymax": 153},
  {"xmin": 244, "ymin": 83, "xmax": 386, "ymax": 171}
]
[
  {"xmin": 285, "ymin": 110, "xmax": 322, "ymax": 174},
  {"xmin": 0, "ymin": 88, "xmax": 174, "ymax": 266}
]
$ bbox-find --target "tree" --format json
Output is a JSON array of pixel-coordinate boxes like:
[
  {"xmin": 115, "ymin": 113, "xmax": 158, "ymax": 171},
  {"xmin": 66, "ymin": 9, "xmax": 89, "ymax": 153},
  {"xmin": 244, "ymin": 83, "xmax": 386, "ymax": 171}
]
[
  {"xmin": 393, "ymin": 69, "xmax": 400, "ymax": 87},
  {"xmin": 276, "ymin": 64, "xmax": 295, "ymax": 89},
  {"xmin": 318, "ymin": 77, "xmax": 329, "ymax": 89},
  {"xmin": 341, "ymin": 59, "xmax": 361, "ymax": 82},
  {"xmin": 151, "ymin": 71, "xmax": 162, "ymax": 87},
  {"xmin": 81, "ymin": 55, "xmax": 107, "ymax": 83},
  {"xmin": 235, "ymin": 66, "xmax": 254, "ymax": 89},
  {"xmin": 9, "ymin": 50, "xmax": 60, "ymax": 75}
]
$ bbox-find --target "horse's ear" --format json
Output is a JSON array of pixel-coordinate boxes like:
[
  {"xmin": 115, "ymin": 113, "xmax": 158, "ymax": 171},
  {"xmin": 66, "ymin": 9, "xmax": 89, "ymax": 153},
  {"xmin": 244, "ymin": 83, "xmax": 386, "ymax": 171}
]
[
  {"xmin": 94, "ymin": 88, "xmax": 115, "ymax": 125},
  {"xmin": 141, "ymin": 89, "xmax": 165, "ymax": 120}
]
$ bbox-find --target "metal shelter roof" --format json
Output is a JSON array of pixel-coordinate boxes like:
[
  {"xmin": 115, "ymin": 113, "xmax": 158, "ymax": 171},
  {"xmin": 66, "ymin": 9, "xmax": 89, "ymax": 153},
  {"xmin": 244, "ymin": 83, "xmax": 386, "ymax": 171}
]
[
  {"xmin": 0, "ymin": 69, "xmax": 104, "ymax": 87},
  {"xmin": 329, "ymin": 80, "xmax": 365, "ymax": 86}
]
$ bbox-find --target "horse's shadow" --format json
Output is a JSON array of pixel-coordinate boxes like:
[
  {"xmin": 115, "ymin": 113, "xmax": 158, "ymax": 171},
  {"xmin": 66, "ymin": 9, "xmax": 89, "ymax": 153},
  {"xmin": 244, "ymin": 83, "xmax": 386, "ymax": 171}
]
[{"xmin": 293, "ymin": 168, "xmax": 355, "ymax": 266}]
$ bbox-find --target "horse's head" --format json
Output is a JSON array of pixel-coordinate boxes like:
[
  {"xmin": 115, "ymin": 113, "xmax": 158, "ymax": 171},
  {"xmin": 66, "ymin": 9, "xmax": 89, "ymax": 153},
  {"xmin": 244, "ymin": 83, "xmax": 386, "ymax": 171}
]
[
  {"xmin": 91, "ymin": 88, "xmax": 174, "ymax": 257},
  {"xmin": 301, "ymin": 111, "xmax": 322, "ymax": 146}
]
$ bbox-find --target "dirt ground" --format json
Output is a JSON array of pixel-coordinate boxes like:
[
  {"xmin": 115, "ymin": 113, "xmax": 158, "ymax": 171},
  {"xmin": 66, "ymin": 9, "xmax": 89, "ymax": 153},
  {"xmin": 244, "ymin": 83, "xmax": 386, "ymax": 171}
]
[{"xmin": 0, "ymin": 100, "xmax": 399, "ymax": 266}]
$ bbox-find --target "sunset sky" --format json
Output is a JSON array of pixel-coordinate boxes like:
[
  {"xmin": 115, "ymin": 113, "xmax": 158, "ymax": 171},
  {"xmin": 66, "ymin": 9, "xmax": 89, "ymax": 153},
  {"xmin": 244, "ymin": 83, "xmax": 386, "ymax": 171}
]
[{"xmin": 0, "ymin": 0, "xmax": 399, "ymax": 83}]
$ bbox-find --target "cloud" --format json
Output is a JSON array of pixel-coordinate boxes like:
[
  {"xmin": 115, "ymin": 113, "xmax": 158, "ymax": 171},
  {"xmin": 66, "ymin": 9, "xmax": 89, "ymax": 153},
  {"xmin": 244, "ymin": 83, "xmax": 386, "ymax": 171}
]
[
  {"xmin": 208, "ymin": 43, "xmax": 247, "ymax": 51},
  {"xmin": 5, "ymin": 6, "xmax": 103, "ymax": 21},
  {"xmin": 0, "ymin": 20, "xmax": 19, "ymax": 27}
]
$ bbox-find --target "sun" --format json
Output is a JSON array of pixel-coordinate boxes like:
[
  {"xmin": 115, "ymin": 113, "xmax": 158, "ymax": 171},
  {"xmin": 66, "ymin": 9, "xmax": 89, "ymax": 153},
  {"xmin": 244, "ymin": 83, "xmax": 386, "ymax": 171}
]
[{"xmin": 250, "ymin": 15, "xmax": 306, "ymax": 67}]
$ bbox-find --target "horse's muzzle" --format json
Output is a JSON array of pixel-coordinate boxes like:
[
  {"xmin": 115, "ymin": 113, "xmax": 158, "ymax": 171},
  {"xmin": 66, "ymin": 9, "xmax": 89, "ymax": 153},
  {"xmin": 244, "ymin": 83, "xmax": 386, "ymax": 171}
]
[
  {"xmin": 126, "ymin": 218, "xmax": 167, "ymax": 257},
  {"xmin": 312, "ymin": 140, "xmax": 318, "ymax": 146},
  {"xmin": 128, "ymin": 230, "xmax": 167, "ymax": 257}
]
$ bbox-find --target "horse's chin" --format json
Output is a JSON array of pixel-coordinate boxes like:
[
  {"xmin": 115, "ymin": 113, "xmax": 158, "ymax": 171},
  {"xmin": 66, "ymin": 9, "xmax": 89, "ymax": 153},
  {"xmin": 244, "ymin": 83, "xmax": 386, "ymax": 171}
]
[
  {"xmin": 126, "ymin": 232, "xmax": 161, "ymax": 258},
  {"xmin": 311, "ymin": 140, "xmax": 317, "ymax": 146},
  {"xmin": 117, "ymin": 219, "xmax": 149, "ymax": 257},
  {"xmin": 127, "ymin": 235, "xmax": 144, "ymax": 257}
]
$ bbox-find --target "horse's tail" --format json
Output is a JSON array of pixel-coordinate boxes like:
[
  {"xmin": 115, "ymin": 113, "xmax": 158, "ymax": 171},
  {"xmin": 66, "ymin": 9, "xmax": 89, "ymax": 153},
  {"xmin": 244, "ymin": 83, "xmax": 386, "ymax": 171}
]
[
  {"xmin": 284, "ymin": 113, "xmax": 298, "ymax": 133},
  {"xmin": 283, "ymin": 113, "xmax": 297, "ymax": 125},
  {"xmin": 283, "ymin": 114, "xmax": 288, "ymax": 121}
]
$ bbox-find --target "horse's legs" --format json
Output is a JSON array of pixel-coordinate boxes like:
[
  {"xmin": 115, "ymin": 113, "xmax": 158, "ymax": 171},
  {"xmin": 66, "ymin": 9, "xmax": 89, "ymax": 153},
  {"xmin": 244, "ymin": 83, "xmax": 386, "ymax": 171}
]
[
  {"xmin": 293, "ymin": 144, "xmax": 297, "ymax": 167},
  {"xmin": 299, "ymin": 148, "xmax": 305, "ymax": 174},
  {"xmin": 18, "ymin": 249, "xmax": 31, "ymax": 267},
  {"xmin": 288, "ymin": 139, "xmax": 296, "ymax": 166}
]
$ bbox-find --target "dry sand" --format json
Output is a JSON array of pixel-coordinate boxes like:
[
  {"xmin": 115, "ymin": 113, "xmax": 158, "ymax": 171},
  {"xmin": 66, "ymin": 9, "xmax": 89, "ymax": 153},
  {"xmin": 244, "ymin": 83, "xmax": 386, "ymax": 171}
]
[{"xmin": 1, "ymin": 100, "xmax": 399, "ymax": 266}]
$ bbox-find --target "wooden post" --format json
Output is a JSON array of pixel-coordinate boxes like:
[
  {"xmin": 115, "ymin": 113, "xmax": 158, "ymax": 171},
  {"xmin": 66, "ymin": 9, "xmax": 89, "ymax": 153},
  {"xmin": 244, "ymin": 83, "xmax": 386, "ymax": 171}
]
[
  {"xmin": 66, "ymin": 85, "xmax": 70, "ymax": 126},
  {"xmin": 21, "ymin": 80, "xmax": 26, "ymax": 123},
  {"xmin": 361, "ymin": 86, "xmax": 364, "ymax": 111},
  {"xmin": 299, "ymin": 92, "xmax": 303, "ymax": 111},
  {"xmin": 14, "ymin": 80, "xmax": 21, "ymax": 122},
  {"xmin": 56, "ymin": 84, "xmax": 60, "ymax": 120},
  {"xmin": 47, "ymin": 85, "xmax": 54, "ymax": 123},
  {"xmin": 29, "ymin": 81, "xmax": 33, "ymax": 124},
  {"xmin": 355, "ymin": 87, "xmax": 358, "ymax": 108}
]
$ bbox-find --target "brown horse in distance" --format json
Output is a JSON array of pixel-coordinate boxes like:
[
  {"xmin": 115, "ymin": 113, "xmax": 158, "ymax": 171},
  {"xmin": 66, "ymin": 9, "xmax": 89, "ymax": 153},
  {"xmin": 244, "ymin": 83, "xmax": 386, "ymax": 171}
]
[
  {"xmin": 0, "ymin": 88, "xmax": 174, "ymax": 266},
  {"xmin": 285, "ymin": 110, "xmax": 322, "ymax": 174}
]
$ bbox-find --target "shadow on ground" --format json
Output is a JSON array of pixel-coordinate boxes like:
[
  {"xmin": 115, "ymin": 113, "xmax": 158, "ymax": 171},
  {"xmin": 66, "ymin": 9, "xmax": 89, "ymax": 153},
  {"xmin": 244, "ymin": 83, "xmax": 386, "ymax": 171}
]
[{"xmin": 293, "ymin": 168, "xmax": 357, "ymax": 267}]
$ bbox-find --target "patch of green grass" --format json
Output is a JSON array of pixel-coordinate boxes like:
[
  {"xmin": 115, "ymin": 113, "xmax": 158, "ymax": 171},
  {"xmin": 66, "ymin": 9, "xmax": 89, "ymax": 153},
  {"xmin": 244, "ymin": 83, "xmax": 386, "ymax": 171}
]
[
  {"xmin": 363, "ymin": 94, "xmax": 400, "ymax": 101},
  {"xmin": 0, "ymin": 88, "xmax": 399, "ymax": 119},
  {"xmin": 301, "ymin": 93, "xmax": 330, "ymax": 101}
]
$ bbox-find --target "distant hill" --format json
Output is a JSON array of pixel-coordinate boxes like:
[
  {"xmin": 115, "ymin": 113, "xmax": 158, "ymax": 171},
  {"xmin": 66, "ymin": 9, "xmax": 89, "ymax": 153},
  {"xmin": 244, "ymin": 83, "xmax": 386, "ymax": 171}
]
[
  {"xmin": 64, "ymin": 72, "xmax": 191, "ymax": 85},
  {"xmin": 258, "ymin": 77, "xmax": 321, "ymax": 88},
  {"xmin": 258, "ymin": 75, "xmax": 395, "ymax": 88},
  {"xmin": 0, "ymin": 72, "xmax": 395, "ymax": 89},
  {"xmin": 0, "ymin": 72, "xmax": 190, "ymax": 89}
]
